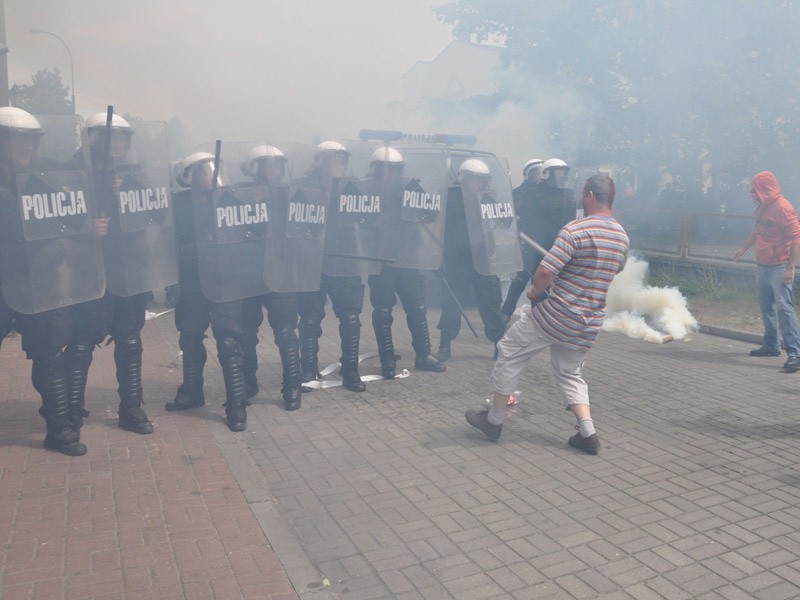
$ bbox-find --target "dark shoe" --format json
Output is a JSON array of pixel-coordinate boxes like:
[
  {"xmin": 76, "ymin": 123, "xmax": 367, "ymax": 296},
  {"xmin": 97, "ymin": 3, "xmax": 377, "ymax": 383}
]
[
  {"xmin": 118, "ymin": 406, "xmax": 154, "ymax": 435},
  {"xmin": 226, "ymin": 404, "xmax": 247, "ymax": 432},
  {"xmin": 342, "ymin": 371, "xmax": 366, "ymax": 393},
  {"xmin": 568, "ymin": 432, "xmax": 600, "ymax": 455},
  {"xmin": 415, "ymin": 354, "xmax": 446, "ymax": 373},
  {"xmin": 784, "ymin": 355, "xmax": 800, "ymax": 372},
  {"xmin": 44, "ymin": 428, "xmax": 87, "ymax": 456},
  {"xmin": 465, "ymin": 408, "xmax": 502, "ymax": 441},
  {"xmin": 283, "ymin": 387, "xmax": 302, "ymax": 411},
  {"xmin": 434, "ymin": 343, "xmax": 451, "ymax": 363},
  {"xmin": 165, "ymin": 388, "xmax": 205, "ymax": 411},
  {"xmin": 381, "ymin": 363, "xmax": 396, "ymax": 379},
  {"xmin": 750, "ymin": 346, "xmax": 781, "ymax": 357}
]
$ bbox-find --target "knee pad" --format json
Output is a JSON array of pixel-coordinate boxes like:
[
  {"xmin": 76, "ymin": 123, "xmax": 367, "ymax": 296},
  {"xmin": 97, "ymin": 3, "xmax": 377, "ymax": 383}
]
[
  {"xmin": 273, "ymin": 325, "xmax": 297, "ymax": 349},
  {"xmin": 217, "ymin": 336, "xmax": 243, "ymax": 362}
]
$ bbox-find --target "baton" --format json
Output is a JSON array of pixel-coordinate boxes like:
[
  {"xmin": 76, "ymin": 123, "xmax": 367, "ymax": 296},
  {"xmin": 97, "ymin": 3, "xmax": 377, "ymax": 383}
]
[
  {"xmin": 211, "ymin": 140, "xmax": 222, "ymax": 194},
  {"xmin": 98, "ymin": 105, "xmax": 115, "ymax": 218},
  {"xmin": 519, "ymin": 231, "xmax": 549, "ymax": 257},
  {"xmin": 324, "ymin": 252, "xmax": 395, "ymax": 263},
  {"xmin": 438, "ymin": 274, "xmax": 479, "ymax": 338}
]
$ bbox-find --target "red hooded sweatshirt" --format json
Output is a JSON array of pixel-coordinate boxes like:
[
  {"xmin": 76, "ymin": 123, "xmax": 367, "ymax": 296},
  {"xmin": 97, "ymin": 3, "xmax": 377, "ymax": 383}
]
[{"xmin": 751, "ymin": 171, "xmax": 800, "ymax": 265}]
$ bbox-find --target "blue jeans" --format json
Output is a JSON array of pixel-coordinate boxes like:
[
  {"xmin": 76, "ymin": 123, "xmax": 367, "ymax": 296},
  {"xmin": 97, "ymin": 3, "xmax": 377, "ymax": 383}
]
[{"xmin": 757, "ymin": 263, "xmax": 800, "ymax": 356}]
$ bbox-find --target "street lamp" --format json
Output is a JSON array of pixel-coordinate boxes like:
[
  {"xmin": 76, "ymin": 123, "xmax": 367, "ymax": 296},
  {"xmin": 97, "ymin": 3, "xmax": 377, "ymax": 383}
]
[{"xmin": 30, "ymin": 28, "xmax": 75, "ymax": 114}]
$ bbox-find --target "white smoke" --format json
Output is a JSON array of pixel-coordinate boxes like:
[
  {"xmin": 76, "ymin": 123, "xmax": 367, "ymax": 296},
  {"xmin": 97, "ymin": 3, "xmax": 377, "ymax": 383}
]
[{"xmin": 603, "ymin": 255, "xmax": 698, "ymax": 343}]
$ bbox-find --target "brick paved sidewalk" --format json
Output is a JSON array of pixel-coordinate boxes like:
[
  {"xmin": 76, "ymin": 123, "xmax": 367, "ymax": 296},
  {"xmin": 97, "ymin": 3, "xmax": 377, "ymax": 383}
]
[{"xmin": 0, "ymin": 322, "xmax": 298, "ymax": 600}]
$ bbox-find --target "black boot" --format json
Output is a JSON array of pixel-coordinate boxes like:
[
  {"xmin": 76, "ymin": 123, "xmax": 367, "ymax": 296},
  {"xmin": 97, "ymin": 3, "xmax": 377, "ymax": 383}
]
[
  {"xmin": 114, "ymin": 334, "xmax": 154, "ymax": 435},
  {"xmin": 278, "ymin": 333, "xmax": 303, "ymax": 411},
  {"xmin": 166, "ymin": 335, "xmax": 206, "ymax": 411},
  {"xmin": 340, "ymin": 312, "xmax": 366, "ymax": 392},
  {"xmin": 373, "ymin": 308, "xmax": 396, "ymax": 379},
  {"xmin": 434, "ymin": 335, "xmax": 452, "ymax": 363},
  {"xmin": 36, "ymin": 351, "xmax": 87, "ymax": 456},
  {"xmin": 408, "ymin": 307, "xmax": 446, "ymax": 372},
  {"xmin": 64, "ymin": 343, "xmax": 93, "ymax": 430},
  {"xmin": 299, "ymin": 318, "xmax": 321, "ymax": 388},
  {"xmin": 219, "ymin": 338, "xmax": 247, "ymax": 432}
]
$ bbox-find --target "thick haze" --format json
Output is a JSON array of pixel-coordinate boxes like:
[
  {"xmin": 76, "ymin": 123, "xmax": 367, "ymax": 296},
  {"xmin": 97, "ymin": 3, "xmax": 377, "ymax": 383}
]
[{"xmin": 8, "ymin": 0, "xmax": 453, "ymax": 148}]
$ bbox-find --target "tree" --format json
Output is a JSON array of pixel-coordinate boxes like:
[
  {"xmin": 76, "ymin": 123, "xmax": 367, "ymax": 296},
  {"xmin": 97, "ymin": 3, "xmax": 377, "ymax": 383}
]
[
  {"xmin": 9, "ymin": 68, "xmax": 72, "ymax": 115},
  {"xmin": 434, "ymin": 1, "xmax": 800, "ymax": 195}
]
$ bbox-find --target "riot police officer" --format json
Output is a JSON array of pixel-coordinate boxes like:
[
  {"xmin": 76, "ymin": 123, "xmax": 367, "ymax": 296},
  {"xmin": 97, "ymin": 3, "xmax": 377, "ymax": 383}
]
[
  {"xmin": 501, "ymin": 158, "xmax": 543, "ymax": 318},
  {"xmin": 66, "ymin": 112, "xmax": 158, "ymax": 438},
  {"xmin": 435, "ymin": 158, "xmax": 507, "ymax": 362},
  {"xmin": 502, "ymin": 158, "xmax": 575, "ymax": 318},
  {"xmin": 164, "ymin": 152, "xmax": 250, "ymax": 431},
  {"xmin": 240, "ymin": 145, "xmax": 303, "ymax": 411},
  {"xmin": 0, "ymin": 108, "xmax": 93, "ymax": 455},
  {"xmin": 297, "ymin": 141, "xmax": 367, "ymax": 392},
  {"xmin": 366, "ymin": 147, "xmax": 445, "ymax": 378}
]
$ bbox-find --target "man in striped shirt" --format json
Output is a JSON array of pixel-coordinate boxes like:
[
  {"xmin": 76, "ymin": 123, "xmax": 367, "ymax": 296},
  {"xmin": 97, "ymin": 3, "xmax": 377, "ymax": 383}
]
[{"xmin": 466, "ymin": 174, "xmax": 629, "ymax": 454}]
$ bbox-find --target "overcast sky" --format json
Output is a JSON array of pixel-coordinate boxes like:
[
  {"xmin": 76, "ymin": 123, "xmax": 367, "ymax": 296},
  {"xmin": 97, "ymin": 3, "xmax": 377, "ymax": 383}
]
[{"xmin": 7, "ymin": 0, "xmax": 454, "ymax": 148}]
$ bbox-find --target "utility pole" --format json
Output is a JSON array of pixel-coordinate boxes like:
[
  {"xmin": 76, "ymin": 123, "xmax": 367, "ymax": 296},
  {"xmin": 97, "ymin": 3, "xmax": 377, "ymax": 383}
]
[{"xmin": 0, "ymin": 0, "xmax": 9, "ymax": 106}]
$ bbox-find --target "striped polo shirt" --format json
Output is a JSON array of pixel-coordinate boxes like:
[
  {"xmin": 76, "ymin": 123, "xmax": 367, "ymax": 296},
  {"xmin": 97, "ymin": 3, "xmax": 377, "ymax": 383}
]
[{"xmin": 532, "ymin": 215, "xmax": 629, "ymax": 350}]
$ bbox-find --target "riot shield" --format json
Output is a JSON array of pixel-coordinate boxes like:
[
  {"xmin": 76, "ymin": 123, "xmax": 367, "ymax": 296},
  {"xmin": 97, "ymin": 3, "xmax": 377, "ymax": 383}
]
[
  {"xmin": 323, "ymin": 176, "xmax": 384, "ymax": 278},
  {"xmin": 0, "ymin": 114, "xmax": 105, "ymax": 314},
  {"xmin": 193, "ymin": 174, "xmax": 272, "ymax": 302},
  {"xmin": 97, "ymin": 120, "xmax": 177, "ymax": 296},
  {"xmin": 263, "ymin": 181, "xmax": 326, "ymax": 292},
  {"xmin": 378, "ymin": 145, "xmax": 447, "ymax": 270},
  {"xmin": 461, "ymin": 154, "xmax": 523, "ymax": 276}
]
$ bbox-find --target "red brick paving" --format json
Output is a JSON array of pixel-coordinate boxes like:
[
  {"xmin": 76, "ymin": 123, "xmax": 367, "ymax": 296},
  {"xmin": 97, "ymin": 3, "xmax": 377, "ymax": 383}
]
[{"xmin": 0, "ymin": 324, "xmax": 298, "ymax": 600}]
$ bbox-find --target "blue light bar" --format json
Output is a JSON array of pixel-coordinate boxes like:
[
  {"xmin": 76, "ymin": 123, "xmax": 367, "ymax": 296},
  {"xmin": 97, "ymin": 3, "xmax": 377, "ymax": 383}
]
[{"xmin": 359, "ymin": 129, "xmax": 478, "ymax": 147}]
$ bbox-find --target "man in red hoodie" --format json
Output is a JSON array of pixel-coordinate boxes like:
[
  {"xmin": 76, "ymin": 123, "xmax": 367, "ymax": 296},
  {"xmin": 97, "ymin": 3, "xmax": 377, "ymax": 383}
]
[{"xmin": 734, "ymin": 171, "xmax": 800, "ymax": 372}]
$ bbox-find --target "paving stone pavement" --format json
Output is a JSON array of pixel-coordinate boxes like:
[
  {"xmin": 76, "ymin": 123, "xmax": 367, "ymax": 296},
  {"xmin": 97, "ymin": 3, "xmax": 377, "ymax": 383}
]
[{"xmin": 3, "ymin": 302, "xmax": 800, "ymax": 600}]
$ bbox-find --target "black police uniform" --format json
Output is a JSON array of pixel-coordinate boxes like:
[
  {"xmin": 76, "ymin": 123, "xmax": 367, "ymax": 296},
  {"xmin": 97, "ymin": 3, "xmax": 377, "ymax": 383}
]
[
  {"xmin": 436, "ymin": 186, "xmax": 506, "ymax": 361},
  {"xmin": 501, "ymin": 180, "xmax": 575, "ymax": 317},
  {"xmin": 164, "ymin": 188, "xmax": 249, "ymax": 431},
  {"xmin": 297, "ymin": 171, "xmax": 366, "ymax": 392},
  {"xmin": 0, "ymin": 163, "xmax": 88, "ymax": 455},
  {"xmin": 63, "ymin": 152, "xmax": 154, "ymax": 437}
]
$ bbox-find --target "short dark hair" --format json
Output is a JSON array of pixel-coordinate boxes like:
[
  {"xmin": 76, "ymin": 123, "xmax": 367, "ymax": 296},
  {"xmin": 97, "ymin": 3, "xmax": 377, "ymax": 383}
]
[{"xmin": 584, "ymin": 174, "xmax": 615, "ymax": 207}]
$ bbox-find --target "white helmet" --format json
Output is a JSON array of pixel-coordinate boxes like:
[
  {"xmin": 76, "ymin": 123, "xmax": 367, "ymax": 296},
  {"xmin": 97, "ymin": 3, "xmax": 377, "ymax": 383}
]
[
  {"xmin": 458, "ymin": 158, "xmax": 491, "ymax": 181},
  {"xmin": 313, "ymin": 140, "xmax": 349, "ymax": 169},
  {"xmin": 542, "ymin": 158, "xmax": 569, "ymax": 172},
  {"xmin": 522, "ymin": 158, "xmax": 543, "ymax": 178},
  {"xmin": 241, "ymin": 144, "xmax": 286, "ymax": 177},
  {"xmin": 176, "ymin": 151, "xmax": 215, "ymax": 188},
  {"xmin": 85, "ymin": 112, "xmax": 133, "ymax": 132},
  {"xmin": 370, "ymin": 146, "xmax": 404, "ymax": 165},
  {"xmin": 0, "ymin": 107, "xmax": 43, "ymax": 135}
]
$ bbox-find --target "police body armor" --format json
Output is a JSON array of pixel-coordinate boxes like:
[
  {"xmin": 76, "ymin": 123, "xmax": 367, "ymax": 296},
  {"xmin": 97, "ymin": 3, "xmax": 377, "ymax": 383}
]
[
  {"xmin": 98, "ymin": 121, "xmax": 177, "ymax": 296},
  {"xmin": 462, "ymin": 155, "xmax": 523, "ymax": 276},
  {"xmin": 378, "ymin": 146, "xmax": 447, "ymax": 270},
  {"xmin": 0, "ymin": 115, "xmax": 105, "ymax": 314}
]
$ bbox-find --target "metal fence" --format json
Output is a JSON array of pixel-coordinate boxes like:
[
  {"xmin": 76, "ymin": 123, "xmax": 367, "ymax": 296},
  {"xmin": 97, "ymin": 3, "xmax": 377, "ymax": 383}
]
[{"xmin": 616, "ymin": 208, "xmax": 756, "ymax": 264}]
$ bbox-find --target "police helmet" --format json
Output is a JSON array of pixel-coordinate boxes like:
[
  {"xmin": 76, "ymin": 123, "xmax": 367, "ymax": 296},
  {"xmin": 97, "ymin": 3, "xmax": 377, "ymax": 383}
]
[
  {"xmin": 542, "ymin": 158, "xmax": 569, "ymax": 172},
  {"xmin": 85, "ymin": 112, "xmax": 133, "ymax": 133},
  {"xmin": 0, "ymin": 107, "xmax": 44, "ymax": 135},
  {"xmin": 522, "ymin": 158, "xmax": 543, "ymax": 178},
  {"xmin": 241, "ymin": 144, "xmax": 286, "ymax": 177},
  {"xmin": 458, "ymin": 158, "xmax": 491, "ymax": 182},
  {"xmin": 176, "ymin": 152, "xmax": 215, "ymax": 188},
  {"xmin": 370, "ymin": 146, "xmax": 404, "ymax": 165}
]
